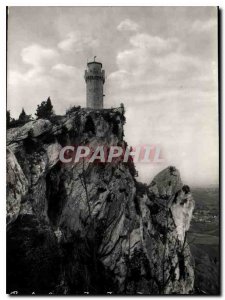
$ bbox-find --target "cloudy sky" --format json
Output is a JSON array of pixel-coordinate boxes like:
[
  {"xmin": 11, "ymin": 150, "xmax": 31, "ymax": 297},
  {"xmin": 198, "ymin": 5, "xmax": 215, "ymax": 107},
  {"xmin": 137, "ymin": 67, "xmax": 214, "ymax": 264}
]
[{"xmin": 7, "ymin": 6, "xmax": 218, "ymax": 186}]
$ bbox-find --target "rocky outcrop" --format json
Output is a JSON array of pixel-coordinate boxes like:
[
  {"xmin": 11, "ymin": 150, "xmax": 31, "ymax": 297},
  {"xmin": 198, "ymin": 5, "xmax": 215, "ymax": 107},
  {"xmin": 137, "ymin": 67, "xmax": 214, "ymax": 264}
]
[
  {"xmin": 7, "ymin": 108, "xmax": 195, "ymax": 295},
  {"xmin": 6, "ymin": 148, "xmax": 29, "ymax": 225}
]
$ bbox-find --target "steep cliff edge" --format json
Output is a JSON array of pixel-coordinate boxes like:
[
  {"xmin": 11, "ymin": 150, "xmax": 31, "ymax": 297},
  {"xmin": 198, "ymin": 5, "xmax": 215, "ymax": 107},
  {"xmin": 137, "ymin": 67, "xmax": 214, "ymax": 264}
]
[{"xmin": 7, "ymin": 108, "xmax": 195, "ymax": 295}]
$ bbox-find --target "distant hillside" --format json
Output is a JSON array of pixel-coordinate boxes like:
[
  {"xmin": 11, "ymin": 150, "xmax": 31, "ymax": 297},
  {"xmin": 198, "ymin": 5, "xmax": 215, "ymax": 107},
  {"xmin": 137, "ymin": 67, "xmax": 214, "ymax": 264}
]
[
  {"xmin": 188, "ymin": 186, "xmax": 220, "ymax": 294},
  {"xmin": 192, "ymin": 187, "xmax": 219, "ymax": 214}
]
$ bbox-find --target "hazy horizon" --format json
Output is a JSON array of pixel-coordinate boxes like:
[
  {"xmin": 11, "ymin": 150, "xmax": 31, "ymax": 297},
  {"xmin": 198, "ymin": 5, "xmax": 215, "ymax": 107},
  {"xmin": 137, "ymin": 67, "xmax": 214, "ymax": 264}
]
[{"xmin": 7, "ymin": 6, "xmax": 219, "ymax": 186}]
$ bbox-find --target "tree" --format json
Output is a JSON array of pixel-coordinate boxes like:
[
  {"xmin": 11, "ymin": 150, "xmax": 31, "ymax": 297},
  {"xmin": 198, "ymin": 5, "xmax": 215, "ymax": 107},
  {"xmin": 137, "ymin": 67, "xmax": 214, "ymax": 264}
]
[
  {"xmin": 6, "ymin": 110, "xmax": 11, "ymax": 128},
  {"xmin": 7, "ymin": 109, "xmax": 31, "ymax": 129},
  {"xmin": 66, "ymin": 105, "xmax": 81, "ymax": 116},
  {"xmin": 35, "ymin": 97, "xmax": 54, "ymax": 119},
  {"xmin": 18, "ymin": 108, "xmax": 31, "ymax": 124}
]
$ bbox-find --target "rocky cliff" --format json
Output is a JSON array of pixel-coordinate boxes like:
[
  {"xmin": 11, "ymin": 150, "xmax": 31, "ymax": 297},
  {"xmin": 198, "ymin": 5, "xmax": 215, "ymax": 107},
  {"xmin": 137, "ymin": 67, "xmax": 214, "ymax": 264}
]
[{"xmin": 7, "ymin": 108, "xmax": 195, "ymax": 295}]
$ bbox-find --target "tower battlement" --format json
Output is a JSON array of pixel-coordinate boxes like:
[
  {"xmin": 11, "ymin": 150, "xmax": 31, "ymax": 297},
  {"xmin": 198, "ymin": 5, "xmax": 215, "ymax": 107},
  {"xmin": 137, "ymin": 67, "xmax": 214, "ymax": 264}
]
[{"xmin": 84, "ymin": 60, "xmax": 105, "ymax": 109}]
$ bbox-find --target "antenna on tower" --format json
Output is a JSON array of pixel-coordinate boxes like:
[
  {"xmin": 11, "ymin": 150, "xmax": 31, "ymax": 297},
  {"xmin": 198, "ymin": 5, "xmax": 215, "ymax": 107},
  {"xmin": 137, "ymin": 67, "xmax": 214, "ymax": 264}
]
[{"xmin": 94, "ymin": 56, "xmax": 96, "ymax": 62}]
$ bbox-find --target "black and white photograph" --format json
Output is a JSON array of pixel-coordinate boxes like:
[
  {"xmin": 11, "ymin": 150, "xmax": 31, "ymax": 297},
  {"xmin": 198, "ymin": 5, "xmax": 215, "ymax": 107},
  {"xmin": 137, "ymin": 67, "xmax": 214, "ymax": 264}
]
[{"xmin": 6, "ymin": 6, "xmax": 220, "ymax": 295}]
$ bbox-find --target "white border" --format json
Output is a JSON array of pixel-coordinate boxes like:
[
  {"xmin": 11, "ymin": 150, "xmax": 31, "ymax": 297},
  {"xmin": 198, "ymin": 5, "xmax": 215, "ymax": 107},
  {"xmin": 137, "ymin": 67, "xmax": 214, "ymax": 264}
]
[
  {"xmin": 1, "ymin": 1, "xmax": 224, "ymax": 6},
  {"xmin": 1, "ymin": 1, "xmax": 224, "ymax": 299}
]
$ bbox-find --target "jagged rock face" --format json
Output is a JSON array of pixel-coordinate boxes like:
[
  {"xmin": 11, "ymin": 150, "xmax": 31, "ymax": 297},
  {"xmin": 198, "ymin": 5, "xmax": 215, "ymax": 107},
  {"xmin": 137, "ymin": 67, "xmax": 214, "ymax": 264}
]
[
  {"xmin": 7, "ymin": 108, "xmax": 195, "ymax": 295},
  {"xmin": 6, "ymin": 148, "xmax": 28, "ymax": 224}
]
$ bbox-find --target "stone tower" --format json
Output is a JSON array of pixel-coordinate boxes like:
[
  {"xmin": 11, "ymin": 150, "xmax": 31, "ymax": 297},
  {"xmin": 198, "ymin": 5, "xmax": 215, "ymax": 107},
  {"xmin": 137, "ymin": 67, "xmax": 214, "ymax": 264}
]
[{"xmin": 84, "ymin": 60, "xmax": 105, "ymax": 109}]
